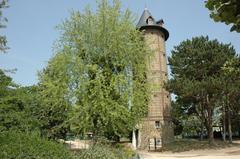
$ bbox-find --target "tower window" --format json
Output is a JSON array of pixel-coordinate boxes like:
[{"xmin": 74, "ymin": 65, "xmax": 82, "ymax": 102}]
[
  {"xmin": 146, "ymin": 16, "xmax": 154, "ymax": 25},
  {"xmin": 155, "ymin": 121, "xmax": 160, "ymax": 129},
  {"xmin": 156, "ymin": 138, "xmax": 162, "ymax": 146}
]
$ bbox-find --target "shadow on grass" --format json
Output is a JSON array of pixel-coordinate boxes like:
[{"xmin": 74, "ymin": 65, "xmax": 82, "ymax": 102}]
[{"xmin": 162, "ymin": 139, "xmax": 240, "ymax": 153}]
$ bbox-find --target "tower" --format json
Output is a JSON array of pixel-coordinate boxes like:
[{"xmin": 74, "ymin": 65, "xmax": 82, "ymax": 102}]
[{"xmin": 132, "ymin": 8, "xmax": 174, "ymax": 150}]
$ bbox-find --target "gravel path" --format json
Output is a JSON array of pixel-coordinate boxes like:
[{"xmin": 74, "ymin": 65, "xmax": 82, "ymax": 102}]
[{"xmin": 138, "ymin": 145, "xmax": 240, "ymax": 159}]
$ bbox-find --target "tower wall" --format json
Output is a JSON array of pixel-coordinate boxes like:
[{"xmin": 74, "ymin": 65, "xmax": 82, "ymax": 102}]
[{"xmin": 138, "ymin": 28, "xmax": 174, "ymax": 149}]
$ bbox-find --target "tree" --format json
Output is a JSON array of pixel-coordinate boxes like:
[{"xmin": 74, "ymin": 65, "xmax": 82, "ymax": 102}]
[
  {"xmin": 170, "ymin": 101, "xmax": 184, "ymax": 136},
  {"xmin": 38, "ymin": 0, "xmax": 149, "ymax": 141},
  {"xmin": 0, "ymin": 70, "xmax": 40, "ymax": 132},
  {"xmin": 221, "ymin": 56, "xmax": 240, "ymax": 143},
  {"xmin": 166, "ymin": 36, "xmax": 236, "ymax": 144},
  {"xmin": 205, "ymin": 0, "xmax": 240, "ymax": 32},
  {"xmin": 37, "ymin": 52, "xmax": 72, "ymax": 139},
  {"xmin": 0, "ymin": 0, "xmax": 8, "ymax": 53}
]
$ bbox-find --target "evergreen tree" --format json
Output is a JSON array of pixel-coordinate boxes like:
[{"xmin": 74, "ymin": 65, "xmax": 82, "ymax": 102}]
[
  {"xmin": 205, "ymin": 0, "xmax": 240, "ymax": 32},
  {"xmin": 167, "ymin": 36, "xmax": 237, "ymax": 144},
  {"xmin": 221, "ymin": 56, "xmax": 240, "ymax": 142}
]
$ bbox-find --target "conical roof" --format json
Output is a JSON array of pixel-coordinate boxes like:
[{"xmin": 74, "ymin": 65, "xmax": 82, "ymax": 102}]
[
  {"xmin": 137, "ymin": 8, "xmax": 169, "ymax": 41},
  {"xmin": 136, "ymin": 8, "xmax": 156, "ymax": 28}
]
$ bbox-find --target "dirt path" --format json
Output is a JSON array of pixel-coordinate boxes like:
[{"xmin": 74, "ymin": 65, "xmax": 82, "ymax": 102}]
[{"xmin": 138, "ymin": 144, "xmax": 240, "ymax": 159}]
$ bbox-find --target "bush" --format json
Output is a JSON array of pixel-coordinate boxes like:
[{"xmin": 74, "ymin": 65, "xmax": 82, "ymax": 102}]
[
  {"xmin": 74, "ymin": 144, "xmax": 135, "ymax": 159},
  {"xmin": 0, "ymin": 131, "xmax": 73, "ymax": 159}
]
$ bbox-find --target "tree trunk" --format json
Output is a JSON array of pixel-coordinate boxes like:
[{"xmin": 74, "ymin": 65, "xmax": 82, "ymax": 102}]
[
  {"xmin": 227, "ymin": 105, "xmax": 233, "ymax": 143},
  {"xmin": 206, "ymin": 95, "xmax": 214, "ymax": 144},
  {"xmin": 198, "ymin": 103, "xmax": 205, "ymax": 141},
  {"xmin": 222, "ymin": 102, "xmax": 226, "ymax": 142},
  {"xmin": 207, "ymin": 117, "xmax": 214, "ymax": 144},
  {"xmin": 200, "ymin": 122, "xmax": 204, "ymax": 141}
]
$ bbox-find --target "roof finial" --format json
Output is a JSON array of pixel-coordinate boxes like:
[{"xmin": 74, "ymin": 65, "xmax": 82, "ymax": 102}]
[{"xmin": 144, "ymin": 0, "xmax": 148, "ymax": 10}]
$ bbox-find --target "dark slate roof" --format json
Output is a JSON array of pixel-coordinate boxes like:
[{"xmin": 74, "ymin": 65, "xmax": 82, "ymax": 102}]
[
  {"xmin": 136, "ymin": 8, "xmax": 156, "ymax": 27},
  {"xmin": 137, "ymin": 8, "xmax": 169, "ymax": 41}
]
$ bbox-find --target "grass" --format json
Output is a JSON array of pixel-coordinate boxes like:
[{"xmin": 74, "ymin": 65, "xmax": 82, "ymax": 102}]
[{"xmin": 162, "ymin": 139, "xmax": 240, "ymax": 152}]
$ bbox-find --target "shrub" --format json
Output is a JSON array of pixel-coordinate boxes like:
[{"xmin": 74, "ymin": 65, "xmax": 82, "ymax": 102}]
[
  {"xmin": 74, "ymin": 144, "xmax": 135, "ymax": 159},
  {"xmin": 0, "ymin": 131, "xmax": 73, "ymax": 159}
]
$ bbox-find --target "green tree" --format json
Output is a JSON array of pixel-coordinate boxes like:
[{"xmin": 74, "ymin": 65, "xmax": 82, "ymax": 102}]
[
  {"xmin": 205, "ymin": 0, "xmax": 240, "ymax": 32},
  {"xmin": 221, "ymin": 57, "xmax": 240, "ymax": 143},
  {"xmin": 38, "ymin": 0, "xmax": 149, "ymax": 141},
  {"xmin": 0, "ymin": 0, "xmax": 8, "ymax": 53},
  {"xmin": 167, "ymin": 36, "xmax": 236, "ymax": 144},
  {"xmin": 0, "ymin": 70, "xmax": 40, "ymax": 132},
  {"xmin": 37, "ymin": 52, "xmax": 72, "ymax": 139},
  {"xmin": 170, "ymin": 101, "xmax": 183, "ymax": 136}
]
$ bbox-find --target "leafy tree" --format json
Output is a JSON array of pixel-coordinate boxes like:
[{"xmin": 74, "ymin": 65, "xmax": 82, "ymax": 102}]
[
  {"xmin": 167, "ymin": 36, "xmax": 236, "ymax": 144},
  {"xmin": 38, "ymin": 0, "xmax": 149, "ymax": 141},
  {"xmin": 205, "ymin": 0, "xmax": 240, "ymax": 32},
  {"xmin": 0, "ymin": 0, "xmax": 8, "ymax": 53},
  {"xmin": 0, "ymin": 70, "xmax": 40, "ymax": 132},
  {"xmin": 37, "ymin": 52, "xmax": 72, "ymax": 139}
]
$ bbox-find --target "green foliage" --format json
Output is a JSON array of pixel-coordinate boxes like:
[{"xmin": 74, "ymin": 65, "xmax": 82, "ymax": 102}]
[
  {"xmin": 37, "ymin": 52, "xmax": 72, "ymax": 139},
  {"xmin": 38, "ymin": 0, "xmax": 149, "ymax": 140},
  {"xmin": 0, "ymin": 0, "xmax": 8, "ymax": 53},
  {"xmin": 74, "ymin": 144, "xmax": 135, "ymax": 159},
  {"xmin": 222, "ymin": 56, "xmax": 240, "ymax": 79},
  {"xmin": 75, "ymin": 146, "xmax": 117, "ymax": 159},
  {"xmin": 0, "ymin": 70, "xmax": 40, "ymax": 132},
  {"xmin": 167, "ymin": 36, "xmax": 237, "ymax": 142},
  {"xmin": 182, "ymin": 116, "xmax": 202, "ymax": 137},
  {"xmin": 170, "ymin": 101, "xmax": 183, "ymax": 136},
  {"xmin": 171, "ymin": 101, "xmax": 202, "ymax": 137},
  {"xmin": 221, "ymin": 56, "xmax": 240, "ymax": 139},
  {"xmin": 0, "ymin": 131, "xmax": 73, "ymax": 159},
  {"xmin": 205, "ymin": 0, "xmax": 240, "ymax": 32}
]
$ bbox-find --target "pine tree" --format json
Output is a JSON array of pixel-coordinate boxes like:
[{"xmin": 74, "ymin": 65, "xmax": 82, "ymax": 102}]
[{"xmin": 167, "ymin": 36, "xmax": 237, "ymax": 144}]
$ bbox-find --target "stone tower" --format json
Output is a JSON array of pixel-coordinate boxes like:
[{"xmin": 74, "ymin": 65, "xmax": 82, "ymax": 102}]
[{"xmin": 132, "ymin": 8, "xmax": 174, "ymax": 150}]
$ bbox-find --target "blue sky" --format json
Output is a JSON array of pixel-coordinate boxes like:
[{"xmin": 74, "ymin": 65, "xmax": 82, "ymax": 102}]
[{"xmin": 0, "ymin": 0, "xmax": 239, "ymax": 86}]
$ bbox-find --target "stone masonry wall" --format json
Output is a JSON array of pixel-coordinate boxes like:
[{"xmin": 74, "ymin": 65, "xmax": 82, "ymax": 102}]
[{"xmin": 139, "ymin": 28, "xmax": 174, "ymax": 149}]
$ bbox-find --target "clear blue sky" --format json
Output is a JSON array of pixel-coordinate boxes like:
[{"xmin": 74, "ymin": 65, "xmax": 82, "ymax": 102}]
[{"xmin": 0, "ymin": 0, "xmax": 239, "ymax": 86}]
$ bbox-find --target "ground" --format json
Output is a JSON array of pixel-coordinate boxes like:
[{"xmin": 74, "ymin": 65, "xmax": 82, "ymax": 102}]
[{"xmin": 138, "ymin": 140, "xmax": 240, "ymax": 159}]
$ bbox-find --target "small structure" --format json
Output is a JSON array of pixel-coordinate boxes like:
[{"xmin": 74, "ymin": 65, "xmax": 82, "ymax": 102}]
[{"xmin": 132, "ymin": 8, "xmax": 174, "ymax": 150}]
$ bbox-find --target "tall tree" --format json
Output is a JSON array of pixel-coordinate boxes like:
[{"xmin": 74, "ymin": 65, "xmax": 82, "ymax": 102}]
[
  {"xmin": 38, "ymin": 0, "xmax": 149, "ymax": 141},
  {"xmin": 221, "ymin": 57, "xmax": 240, "ymax": 143},
  {"xmin": 37, "ymin": 52, "xmax": 72, "ymax": 139},
  {"xmin": 205, "ymin": 0, "xmax": 240, "ymax": 32},
  {"xmin": 166, "ymin": 36, "xmax": 236, "ymax": 144}
]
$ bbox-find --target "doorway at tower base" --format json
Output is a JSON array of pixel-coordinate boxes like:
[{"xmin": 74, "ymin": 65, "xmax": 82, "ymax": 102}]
[
  {"xmin": 132, "ymin": 119, "xmax": 174, "ymax": 150},
  {"xmin": 132, "ymin": 129, "xmax": 141, "ymax": 150}
]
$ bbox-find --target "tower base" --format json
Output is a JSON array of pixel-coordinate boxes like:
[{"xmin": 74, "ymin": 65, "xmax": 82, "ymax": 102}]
[{"xmin": 132, "ymin": 117, "xmax": 174, "ymax": 150}]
